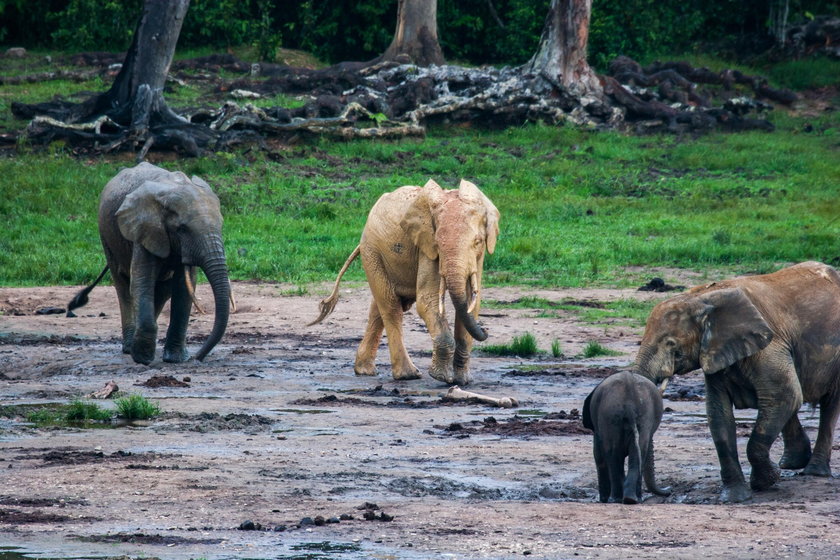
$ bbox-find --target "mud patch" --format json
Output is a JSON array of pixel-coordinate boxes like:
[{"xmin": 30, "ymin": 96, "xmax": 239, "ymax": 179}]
[
  {"xmin": 74, "ymin": 532, "xmax": 223, "ymax": 545},
  {"xmin": 433, "ymin": 414, "xmax": 589, "ymax": 438},
  {"xmin": 0, "ymin": 496, "xmax": 88, "ymax": 507},
  {"xmin": 0, "ymin": 509, "xmax": 93, "ymax": 524},
  {"xmin": 160, "ymin": 411, "xmax": 275, "ymax": 433},
  {"xmin": 504, "ymin": 365, "xmax": 618, "ymax": 378},
  {"xmin": 16, "ymin": 448, "xmax": 154, "ymax": 466},
  {"xmin": 137, "ymin": 374, "xmax": 190, "ymax": 388}
]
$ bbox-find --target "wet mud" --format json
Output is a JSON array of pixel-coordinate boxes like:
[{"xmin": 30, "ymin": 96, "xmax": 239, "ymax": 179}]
[{"xmin": 1, "ymin": 283, "xmax": 839, "ymax": 559}]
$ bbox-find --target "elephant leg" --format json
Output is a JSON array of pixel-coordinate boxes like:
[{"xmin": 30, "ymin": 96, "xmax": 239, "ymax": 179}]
[
  {"xmin": 803, "ymin": 394, "xmax": 840, "ymax": 477},
  {"xmin": 129, "ymin": 247, "xmax": 161, "ymax": 365},
  {"xmin": 354, "ymin": 300, "xmax": 384, "ymax": 376},
  {"xmin": 705, "ymin": 375, "xmax": 751, "ymax": 502},
  {"xmin": 113, "ymin": 270, "xmax": 135, "ymax": 354},
  {"xmin": 415, "ymin": 273, "xmax": 455, "ymax": 384},
  {"xmin": 163, "ymin": 267, "xmax": 190, "ymax": 363},
  {"xmin": 748, "ymin": 361, "xmax": 802, "ymax": 491},
  {"xmin": 606, "ymin": 448, "xmax": 625, "ymax": 503},
  {"xmin": 779, "ymin": 413, "xmax": 812, "ymax": 470},
  {"xmin": 593, "ymin": 435, "xmax": 611, "ymax": 503}
]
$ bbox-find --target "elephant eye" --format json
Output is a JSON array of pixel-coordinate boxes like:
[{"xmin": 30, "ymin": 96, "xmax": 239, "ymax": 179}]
[{"xmin": 176, "ymin": 224, "xmax": 190, "ymax": 234}]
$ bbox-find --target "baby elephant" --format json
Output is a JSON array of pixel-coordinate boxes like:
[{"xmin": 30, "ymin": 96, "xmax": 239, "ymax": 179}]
[{"xmin": 583, "ymin": 371, "xmax": 671, "ymax": 504}]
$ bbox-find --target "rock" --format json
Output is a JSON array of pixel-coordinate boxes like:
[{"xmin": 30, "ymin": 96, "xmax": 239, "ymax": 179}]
[
  {"xmin": 5, "ymin": 47, "xmax": 26, "ymax": 58},
  {"xmin": 238, "ymin": 520, "xmax": 259, "ymax": 530}
]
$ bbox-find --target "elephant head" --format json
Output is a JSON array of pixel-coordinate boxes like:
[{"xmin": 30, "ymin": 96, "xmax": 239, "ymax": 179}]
[
  {"xmin": 400, "ymin": 179, "xmax": 499, "ymax": 341},
  {"xmin": 116, "ymin": 173, "xmax": 230, "ymax": 362},
  {"xmin": 636, "ymin": 287, "xmax": 774, "ymax": 390}
]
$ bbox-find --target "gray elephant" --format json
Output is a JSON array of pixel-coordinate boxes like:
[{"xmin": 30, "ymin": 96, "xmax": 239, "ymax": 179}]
[
  {"xmin": 68, "ymin": 162, "xmax": 230, "ymax": 365},
  {"xmin": 310, "ymin": 179, "xmax": 500, "ymax": 385},
  {"xmin": 583, "ymin": 371, "xmax": 671, "ymax": 503},
  {"xmin": 636, "ymin": 261, "xmax": 840, "ymax": 503}
]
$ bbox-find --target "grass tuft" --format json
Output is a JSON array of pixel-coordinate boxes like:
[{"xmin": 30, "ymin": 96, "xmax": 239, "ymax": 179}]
[
  {"xmin": 114, "ymin": 394, "xmax": 161, "ymax": 421},
  {"xmin": 581, "ymin": 341, "xmax": 622, "ymax": 358},
  {"xmin": 551, "ymin": 339, "xmax": 563, "ymax": 358},
  {"xmin": 65, "ymin": 399, "xmax": 113, "ymax": 422},
  {"xmin": 480, "ymin": 332, "xmax": 539, "ymax": 357}
]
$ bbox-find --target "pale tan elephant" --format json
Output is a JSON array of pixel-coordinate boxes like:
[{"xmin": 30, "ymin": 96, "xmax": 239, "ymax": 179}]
[{"xmin": 310, "ymin": 179, "xmax": 500, "ymax": 385}]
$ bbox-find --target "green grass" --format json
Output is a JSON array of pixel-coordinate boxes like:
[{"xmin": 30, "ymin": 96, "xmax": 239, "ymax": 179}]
[
  {"xmin": 551, "ymin": 339, "xmax": 563, "ymax": 358},
  {"xmin": 1, "ymin": 56, "xmax": 838, "ymax": 289},
  {"xmin": 581, "ymin": 341, "xmax": 623, "ymax": 358},
  {"xmin": 480, "ymin": 332, "xmax": 539, "ymax": 357},
  {"xmin": 9, "ymin": 399, "xmax": 114, "ymax": 428},
  {"xmin": 114, "ymin": 394, "xmax": 161, "ymax": 421}
]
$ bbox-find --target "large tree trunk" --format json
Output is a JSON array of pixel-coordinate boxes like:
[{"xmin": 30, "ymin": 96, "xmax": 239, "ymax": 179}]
[
  {"xmin": 526, "ymin": 0, "xmax": 600, "ymax": 96},
  {"xmin": 381, "ymin": 0, "xmax": 444, "ymax": 66},
  {"xmin": 100, "ymin": 0, "xmax": 190, "ymax": 134}
]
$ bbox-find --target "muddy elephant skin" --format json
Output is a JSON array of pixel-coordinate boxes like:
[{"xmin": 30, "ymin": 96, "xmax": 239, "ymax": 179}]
[
  {"xmin": 636, "ymin": 261, "xmax": 840, "ymax": 503},
  {"xmin": 69, "ymin": 162, "xmax": 230, "ymax": 365},
  {"xmin": 583, "ymin": 371, "xmax": 671, "ymax": 504},
  {"xmin": 311, "ymin": 179, "xmax": 500, "ymax": 385}
]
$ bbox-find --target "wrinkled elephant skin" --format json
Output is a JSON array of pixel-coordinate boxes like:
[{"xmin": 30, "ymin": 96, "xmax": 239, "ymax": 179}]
[
  {"xmin": 636, "ymin": 261, "xmax": 840, "ymax": 502},
  {"xmin": 583, "ymin": 371, "xmax": 671, "ymax": 504},
  {"xmin": 311, "ymin": 179, "xmax": 499, "ymax": 386},
  {"xmin": 71, "ymin": 162, "xmax": 230, "ymax": 365}
]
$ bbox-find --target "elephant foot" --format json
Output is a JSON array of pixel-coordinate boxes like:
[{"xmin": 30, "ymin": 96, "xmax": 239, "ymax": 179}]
[
  {"xmin": 779, "ymin": 446, "xmax": 812, "ymax": 470},
  {"xmin": 392, "ymin": 365, "xmax": 421, "ymax": 381},
  {"xmin": 749, "ymin": 462, "xmax": 781, "ymax": 491},
  {"xmin": 720, "ymin": 482, "xmax": 752, "ymax": 503},
  {"xmin": 131, "ymin": 348, "xmax": 155, "ymax": 365},
  {"xmin": 163, "ymin": 346, "xmax": 189, "ymax": 363},
  {"xmin": 622, "ymin": 494, "xmax": 640, "ymax": 505},
  {"xmin": 802, "ymin": 460, "xmax": 832, "ymax": 477},
  {"xmin": 453, "ymin": 367, "xmax": 472, "ymax": 386},
  {"xmin": 354, "ymin": 357, "xmax": 378, "ymax": 376},
  {"xmin": 428, "ymin": 365, "xmax": 455, "ymax": 384}
]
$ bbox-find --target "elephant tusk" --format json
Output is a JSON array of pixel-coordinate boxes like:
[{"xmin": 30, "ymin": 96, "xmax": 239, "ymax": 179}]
[
  {"xmin": 185, "ymin": 266, "xmax": 206, "ymax": 315},
  {"xmin": 438, "ymin": 276, "xmax": 446, "ymax": 316},
  {"xmin": 659, "ymin": 378, "xmax": 670, "ymax": 395},
  {"xmin": 229, "ymin": 282, "xmax": 237, "ymax": 314},
  {"xmin": 467, "ymin": 272, "xmax": 479, "ymax": 314}
]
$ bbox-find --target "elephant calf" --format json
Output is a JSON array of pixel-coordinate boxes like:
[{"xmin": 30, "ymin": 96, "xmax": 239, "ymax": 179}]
[
  {"xmin": 68, "ymin": 162, "xmax": 230, "ymax": 365},
  {"xmin": 310, "ymin": 179, "xmax": 500, "ymax": 386},
  {"xmin": 583, "ymin": 371, "xmax": 671, "ymax": 504}
]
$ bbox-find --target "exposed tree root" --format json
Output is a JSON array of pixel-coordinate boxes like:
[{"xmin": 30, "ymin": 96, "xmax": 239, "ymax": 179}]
[{"xmin": 10, "ymin": 53, "xmax": 796, "ymax": 156}]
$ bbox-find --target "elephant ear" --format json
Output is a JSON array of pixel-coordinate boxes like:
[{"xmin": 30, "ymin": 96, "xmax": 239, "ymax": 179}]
[
  {"xmin": 697, "ymin": 287, "xmax": 774, "ymax": 374},
  {"xmin": 458, "ymin": 179, "xmax": 500, "ymax": 254},
  {"xmin": 116, "ymin": 181, "xmax": 173, "ymax": 259},
  {"xmin": 400, "ymin": 179, "xmax": 445, "ymax": 260}
]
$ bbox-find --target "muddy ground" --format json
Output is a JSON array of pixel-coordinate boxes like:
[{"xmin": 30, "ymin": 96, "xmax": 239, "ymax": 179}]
[{"xmin": 0, "ymin": 281, "xmax": 839, "ymax": 560}]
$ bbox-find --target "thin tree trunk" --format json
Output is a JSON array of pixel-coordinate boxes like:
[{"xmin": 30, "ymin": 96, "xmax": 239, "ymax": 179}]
[
  {"xmin": 382, "ymin": 0, "xmax": 444, "ymax": 66},
  {"xmin": 527, "ymin": 0, "xmax": 600, "ymax": 96}
]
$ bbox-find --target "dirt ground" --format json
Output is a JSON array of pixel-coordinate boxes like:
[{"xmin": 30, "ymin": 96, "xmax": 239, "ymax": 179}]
[{"xmin": 1, "ymin": 281, "xmax": 839, "ymax": 560}]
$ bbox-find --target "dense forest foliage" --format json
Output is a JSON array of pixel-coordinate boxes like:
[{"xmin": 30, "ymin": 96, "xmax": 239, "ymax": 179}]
[{"xmin": 1, "ymin": 0, "xmax": 838, "ymax": 68}]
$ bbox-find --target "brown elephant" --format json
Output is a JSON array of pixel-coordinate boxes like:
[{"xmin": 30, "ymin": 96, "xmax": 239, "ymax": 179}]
[
  {"xmin": 636, "ymin": 261, "xmax": 840, "ymax": 502},
  {"xmin": 310, "ymin": 179, "xmax": 500, "ymax": 385},
  {"xmin": 68, "ymin": 162, "xmax": 230, "ymax": 365}
]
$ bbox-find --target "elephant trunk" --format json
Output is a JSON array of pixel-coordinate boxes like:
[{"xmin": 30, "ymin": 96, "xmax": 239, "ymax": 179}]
[
  {"xmin": 636, "ymin": 344, "xmax": 671, "ymax": 386},
  {"xmin": 445, "ymin": 270, "xmax": 487, "ymax": 341},
  {"xmin": 194, "ymin": 237, "xmax": 229, "ymax": 361}
]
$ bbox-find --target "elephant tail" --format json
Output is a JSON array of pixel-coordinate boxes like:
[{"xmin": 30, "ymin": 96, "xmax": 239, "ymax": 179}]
[
  {"xmin": 66, "ymin": 266, "xmax": 109, "ymax": 317},
  {"xmin": 308, "ymin": 245, "xmax": 361, "ymax": 326}
]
